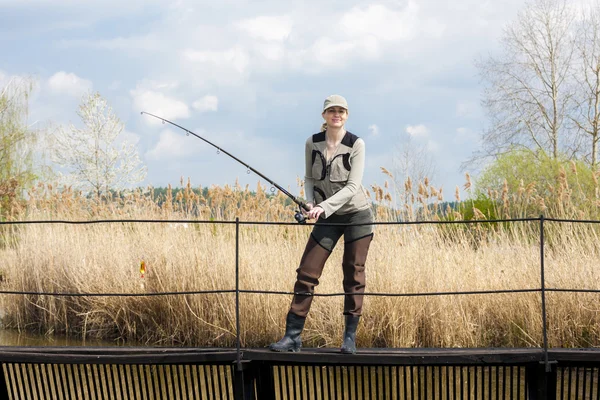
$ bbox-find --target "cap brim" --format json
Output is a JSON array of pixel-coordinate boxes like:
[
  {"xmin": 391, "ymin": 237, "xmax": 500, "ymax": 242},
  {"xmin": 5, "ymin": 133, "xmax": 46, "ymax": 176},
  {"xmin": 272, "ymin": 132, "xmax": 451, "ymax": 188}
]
[{"xmin": 323, "ymin": 103, "xmax": 348, "ymax": 111}]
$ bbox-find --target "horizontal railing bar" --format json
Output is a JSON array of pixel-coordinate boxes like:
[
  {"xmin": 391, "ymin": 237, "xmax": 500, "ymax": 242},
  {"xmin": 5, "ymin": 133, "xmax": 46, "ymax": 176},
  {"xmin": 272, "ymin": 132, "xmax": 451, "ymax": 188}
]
[
  {"xmin": 546, "ymin": 288, "xmax": 600, "ymax": 294},
  {"xmin": 2, "ymin": 215, "xmax": 597, "ymax": 227},
  {"xmin": 3, "ymin": 286, "xmax": 599, "ymax": 299},
  {"xmin": 0, "ymin": 219, "xmax": 234, "ymax": 226},
  {"xmin": 545, "ymin": 217, "xmax": 600, "ymax": 224},
  {"xmin": 243, "ymin": 348, "xmax": 549, "ymax": 366},
  {"xmin": 242, "ymin": 288, "xmax": 541, "ymax": 297},
  {"xmin": 0, "ymin": 350, "xmax": 239, "ymax": 365},
  {"xmin": 2, "ymin": 347, "xmax": 598, "ymax": 366},
  {"xmin": 234, "ymin": 218, "xmax": 540, "ymax": 226},
  {"xmin": 0, "ymin": 346, "xmax": 236, "ymax": 355},
  {"xmin": 0, "ymin": 289, "xmax": 236, "ymax": 297},
  {"xmin": 0, "ymin": 217, "xmax": 542, "ymax": 226},
  {"xmin": 0, "ymin": 288, "xmax": 543, "ymax": 297}
]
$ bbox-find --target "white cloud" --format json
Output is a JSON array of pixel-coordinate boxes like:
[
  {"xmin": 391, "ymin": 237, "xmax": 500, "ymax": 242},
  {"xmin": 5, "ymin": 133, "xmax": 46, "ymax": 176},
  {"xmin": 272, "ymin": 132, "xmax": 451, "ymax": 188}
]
[
  {"xmin": 285, "ymin": 1, "xmax": 447, "ymax": 73},
  {"xmin": 57, "ymin": 34, "xmax": 160, "ymax": 51},
  {"xmin": 236, "ymin": 15, "xmax": 292, "ymax": 42},
  {"xmin": 47, "ymin": 71, "xmax": 92, "ymax": 97},
  {"xmin": 145, "ymin": 126, "xmax": 268, "ymax": 164},
  {"xmin": 131, "ymin": 87, "xmax": 189, "ymax": 123},
  {"xmin": 341, "ymin": 3, "xmax": 417, "ymax": 42},
  {"xmin": 146, "ymin": 128, "xmax": 201, "ymax": 160},
  {"xmin": 183, "ymin": 47, "xmax": 249, "ymax": 74},
  {"xmin": 182, "ymin": 47, "xmax": 250, "ymax": 85},
  {"xmin": 121, "ymin": 129, "xmax": 141, "ymax": 145},
  {"xmin": 254, "ymin": 43, "xmax": 286, "ymax": 62},
  {"xmin": 0, "ymin": 0, "xmax": 165, "ymax": 14},
  {"xmin": 341, "ymin": 2, "xmax": 445, "ymax": 42},
  {"xmin": 368, "ymin": 124, "xmax": 380, "ymax": 137},
  {"xmin": 192, "ymin": 95, "xmax": 219, "ymax": 112},
  {"xmin": 0, "ymin": 0, "xmax": 542, "ymax": 195},
  {"xmin": 406, "ymin": 124, "xmax": 429, "ymax": 138},
  {"xmin": 294, "ymin": 36, "xmax": 380, "ymax": 71},
  {"xmin": 139, "ymin": 80, "xmax": 180, "ymax": 91}
]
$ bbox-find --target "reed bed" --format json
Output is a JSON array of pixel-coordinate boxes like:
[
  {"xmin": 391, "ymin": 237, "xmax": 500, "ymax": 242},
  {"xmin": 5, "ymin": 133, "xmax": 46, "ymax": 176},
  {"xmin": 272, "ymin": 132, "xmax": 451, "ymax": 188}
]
[{"xmin": 1, "ymin": 171, "xmax": 600, "ymax": 349}]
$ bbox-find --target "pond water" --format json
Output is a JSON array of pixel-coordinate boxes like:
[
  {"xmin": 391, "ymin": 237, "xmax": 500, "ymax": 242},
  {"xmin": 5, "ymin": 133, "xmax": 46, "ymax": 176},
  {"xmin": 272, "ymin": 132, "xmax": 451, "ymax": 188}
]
[{"xmin": 0, "ymin": 329, "xmax": 129, "ymax": 347}]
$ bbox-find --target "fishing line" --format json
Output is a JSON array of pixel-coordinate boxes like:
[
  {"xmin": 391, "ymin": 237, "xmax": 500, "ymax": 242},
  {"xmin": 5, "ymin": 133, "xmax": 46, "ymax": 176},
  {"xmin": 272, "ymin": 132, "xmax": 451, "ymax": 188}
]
[{"xmin": 141, "ymin": 111, "xmax": 309, "ymax": 223}]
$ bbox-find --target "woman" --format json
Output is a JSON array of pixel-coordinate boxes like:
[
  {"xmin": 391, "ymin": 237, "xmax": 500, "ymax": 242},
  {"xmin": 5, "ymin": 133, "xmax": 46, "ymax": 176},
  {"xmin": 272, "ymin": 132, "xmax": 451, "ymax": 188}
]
[{"xmin": 269, "ymin": 94, "xmax": 374, "ymax": 354}]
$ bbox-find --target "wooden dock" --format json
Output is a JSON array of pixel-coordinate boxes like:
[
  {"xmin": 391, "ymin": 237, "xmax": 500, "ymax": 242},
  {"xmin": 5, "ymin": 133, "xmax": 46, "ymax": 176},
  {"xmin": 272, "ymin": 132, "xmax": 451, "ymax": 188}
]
[{"xmin": 0, "ymin": 346, "xmax": 598, "ymax": 399}]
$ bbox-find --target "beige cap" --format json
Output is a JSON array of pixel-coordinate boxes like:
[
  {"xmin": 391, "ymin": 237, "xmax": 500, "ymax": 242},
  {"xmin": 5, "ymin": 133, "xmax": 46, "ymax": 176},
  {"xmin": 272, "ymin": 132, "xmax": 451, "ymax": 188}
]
[{"xmin": 323, "ymin": 94, "xmax": 348, "ymax": 112}]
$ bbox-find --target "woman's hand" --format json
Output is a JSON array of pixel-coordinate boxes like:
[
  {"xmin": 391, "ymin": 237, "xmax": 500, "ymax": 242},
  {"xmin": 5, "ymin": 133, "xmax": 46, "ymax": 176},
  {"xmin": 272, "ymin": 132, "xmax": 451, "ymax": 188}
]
[{"xmin": 307, "ymin": 206, "xmax": 325, "ymax": 220}]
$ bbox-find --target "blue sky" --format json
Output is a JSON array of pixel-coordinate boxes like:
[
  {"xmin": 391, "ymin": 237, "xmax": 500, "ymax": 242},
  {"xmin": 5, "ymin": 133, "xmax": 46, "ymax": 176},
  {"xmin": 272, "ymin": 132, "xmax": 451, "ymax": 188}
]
[{"xmin": 0, "ymin": 0, "xmax": 543, "ymax": 200}]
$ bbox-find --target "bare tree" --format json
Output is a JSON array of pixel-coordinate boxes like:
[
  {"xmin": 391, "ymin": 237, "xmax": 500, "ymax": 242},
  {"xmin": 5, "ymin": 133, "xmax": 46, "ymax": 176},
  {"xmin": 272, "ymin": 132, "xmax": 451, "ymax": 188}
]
[
  {"xmin": 572, "ymin": 4, "xmax": 600, "ymax": 168},
  {"xmin": 393, "ymin": 133, "xmax": 436, "ymax": 187},
  {"xmin": 471, "ymin": 0, "xmax": 576, "ymax": 166},
  {"xmin": 392, "ymin": 131, "xmax": 437, "ymax": 208},
  {"xmin": 52, "ymin": 92, "xmax": 147, "ymax": 197}
]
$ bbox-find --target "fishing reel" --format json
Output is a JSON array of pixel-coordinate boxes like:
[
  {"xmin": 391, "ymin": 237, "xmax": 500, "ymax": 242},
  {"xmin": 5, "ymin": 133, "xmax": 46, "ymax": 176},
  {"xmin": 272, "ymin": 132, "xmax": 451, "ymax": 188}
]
[{"xmin": 294, "ymin": 205, "xmax": 307, "ymax": 224}]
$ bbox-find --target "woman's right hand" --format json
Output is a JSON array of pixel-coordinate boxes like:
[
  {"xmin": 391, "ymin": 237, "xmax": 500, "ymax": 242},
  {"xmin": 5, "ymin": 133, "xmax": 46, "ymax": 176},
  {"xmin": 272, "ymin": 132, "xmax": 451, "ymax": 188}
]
[
  {"xmin": 307, "ymin": 206, "xmax": 325, "ymax": 220},
  {"xmin": 303, "ymin": 202, "xmax": 314, "ymax": 214}
]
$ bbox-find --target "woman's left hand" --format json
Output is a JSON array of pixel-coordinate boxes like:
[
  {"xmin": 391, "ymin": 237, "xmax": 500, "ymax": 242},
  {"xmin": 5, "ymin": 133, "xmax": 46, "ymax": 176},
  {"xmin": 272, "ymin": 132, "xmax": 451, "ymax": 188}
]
[{"xmin": 307, "ymin": 206, "xmax": 325, "ymax": 220}]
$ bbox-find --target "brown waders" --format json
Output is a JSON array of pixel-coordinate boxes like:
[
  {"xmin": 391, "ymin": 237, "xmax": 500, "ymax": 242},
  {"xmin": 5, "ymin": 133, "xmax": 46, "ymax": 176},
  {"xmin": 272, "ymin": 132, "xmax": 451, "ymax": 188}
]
[{"xmin": 269, "ymin": 208, "xmax": 373, "ymax": 353}]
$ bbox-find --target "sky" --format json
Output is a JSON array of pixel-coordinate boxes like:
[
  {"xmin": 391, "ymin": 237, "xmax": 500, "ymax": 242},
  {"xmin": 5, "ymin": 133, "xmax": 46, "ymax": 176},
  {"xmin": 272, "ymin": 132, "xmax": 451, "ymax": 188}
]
[{"xmin": 0, "ymin": 0, "xmax": 542, "ymax": 200}]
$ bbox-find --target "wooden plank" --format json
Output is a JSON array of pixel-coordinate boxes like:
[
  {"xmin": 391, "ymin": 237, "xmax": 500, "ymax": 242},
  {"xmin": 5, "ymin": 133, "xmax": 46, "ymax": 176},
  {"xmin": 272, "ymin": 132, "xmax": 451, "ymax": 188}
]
[
  {"xmin": 0, "ymin": 347, "xmax": 598, "ymax": 367},
  {"xmin": 244, "ymin": 348, "xmax": 547, "ymax": 366},
  {"xmin": 0, "ymin": 350, "xmax": 238, "ymax": 365}
]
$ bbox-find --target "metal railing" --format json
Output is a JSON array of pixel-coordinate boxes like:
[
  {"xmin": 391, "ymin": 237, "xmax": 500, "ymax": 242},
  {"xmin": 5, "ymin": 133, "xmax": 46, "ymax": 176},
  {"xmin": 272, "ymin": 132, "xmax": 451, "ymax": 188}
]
[{"xmin": 0, "ymin": 215, "xmax": 600, "ymax": 399}]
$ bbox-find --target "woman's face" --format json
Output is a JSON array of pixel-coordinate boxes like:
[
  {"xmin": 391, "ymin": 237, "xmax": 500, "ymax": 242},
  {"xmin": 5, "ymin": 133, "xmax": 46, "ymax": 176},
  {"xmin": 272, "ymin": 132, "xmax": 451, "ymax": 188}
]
[{"xmin": 322, "ymin": 106, "xmax": 348, "ymax": 129}]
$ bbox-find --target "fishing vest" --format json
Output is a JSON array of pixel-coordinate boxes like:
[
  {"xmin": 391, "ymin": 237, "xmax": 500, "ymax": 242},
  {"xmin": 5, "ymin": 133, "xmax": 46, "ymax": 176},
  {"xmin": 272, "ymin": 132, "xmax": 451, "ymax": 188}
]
[{"xmin": 308, "ymin": 131, "xmax": 370, "ymax": 215}]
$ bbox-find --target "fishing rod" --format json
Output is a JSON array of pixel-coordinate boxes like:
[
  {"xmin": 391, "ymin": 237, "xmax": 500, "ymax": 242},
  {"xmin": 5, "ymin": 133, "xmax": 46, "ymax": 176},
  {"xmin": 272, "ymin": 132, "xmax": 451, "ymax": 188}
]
[{"xmin": 141, "ymin": 111, "xmax": 309, "ymax": 223}]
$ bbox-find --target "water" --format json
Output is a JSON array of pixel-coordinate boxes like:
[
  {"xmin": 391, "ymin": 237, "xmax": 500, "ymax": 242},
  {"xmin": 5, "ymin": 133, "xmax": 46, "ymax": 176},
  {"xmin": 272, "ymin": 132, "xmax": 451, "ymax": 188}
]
[{"xmin": 0, "ymin": 329, "xmax": 125, "ymax": 347}]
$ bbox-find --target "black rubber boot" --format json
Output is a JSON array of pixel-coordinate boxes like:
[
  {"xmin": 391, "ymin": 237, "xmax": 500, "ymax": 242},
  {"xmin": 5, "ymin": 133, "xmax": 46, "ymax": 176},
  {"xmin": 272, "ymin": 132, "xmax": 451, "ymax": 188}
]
[
  {"xmin": 269, "ymin": 312, "xmax": 306, "ymax": 352},
  {"xmin": 340, "ymin": 315, "xmax": 360, "ymax": 354}
]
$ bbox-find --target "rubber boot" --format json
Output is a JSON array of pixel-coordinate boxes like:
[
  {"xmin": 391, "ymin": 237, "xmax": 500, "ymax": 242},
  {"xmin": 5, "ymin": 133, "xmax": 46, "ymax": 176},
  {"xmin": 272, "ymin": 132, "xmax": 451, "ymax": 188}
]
[
  {"xmin": 289, "ymin": 237, "xmax": 332, "ymax": 318},
  {"xmin": 342, "ymin": 234, "xmax": 373, "ymax": 316},
  {"xmin": 340, "ymin": 315, "xmax": 360, "ymax": 354},
  {"xmin": 269, "ymin": 312, "xmax": 306, "ymax": 352}
]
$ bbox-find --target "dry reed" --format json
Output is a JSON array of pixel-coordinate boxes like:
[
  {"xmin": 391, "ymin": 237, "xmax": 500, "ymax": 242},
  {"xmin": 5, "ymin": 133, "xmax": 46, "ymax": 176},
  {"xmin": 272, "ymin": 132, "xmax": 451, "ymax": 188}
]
[{"xmin": 1, "ymin": 168, "xmax": 600, "ymax": 349}]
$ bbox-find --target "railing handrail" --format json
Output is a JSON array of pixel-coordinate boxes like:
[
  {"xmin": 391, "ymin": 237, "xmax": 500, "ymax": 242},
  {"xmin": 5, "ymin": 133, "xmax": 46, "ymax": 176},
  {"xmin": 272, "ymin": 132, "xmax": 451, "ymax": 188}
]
[{"xmin": 0, "ymin": 216, "xmax": 548, "ymax": 225}]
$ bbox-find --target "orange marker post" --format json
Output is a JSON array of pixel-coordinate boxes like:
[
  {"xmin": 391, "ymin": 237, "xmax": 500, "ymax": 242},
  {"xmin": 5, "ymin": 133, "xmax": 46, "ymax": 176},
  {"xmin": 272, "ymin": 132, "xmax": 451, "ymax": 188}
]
[{"xmin": 140, "ymin": 261, "xmax": 147, "ymax": 278}]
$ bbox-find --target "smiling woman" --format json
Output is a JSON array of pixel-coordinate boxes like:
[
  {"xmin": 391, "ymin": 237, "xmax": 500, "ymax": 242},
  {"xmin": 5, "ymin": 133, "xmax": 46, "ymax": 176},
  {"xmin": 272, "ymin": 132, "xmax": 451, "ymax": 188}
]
[{"xmin": 269, "ymin": 94, "xmax": 375, "ymax": 354}]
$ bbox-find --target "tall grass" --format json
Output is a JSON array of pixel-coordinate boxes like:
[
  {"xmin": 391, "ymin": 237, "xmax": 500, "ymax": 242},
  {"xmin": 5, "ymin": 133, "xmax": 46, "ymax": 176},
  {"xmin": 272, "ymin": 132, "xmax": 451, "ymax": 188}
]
[{"xmin": 1, "ymin": 170, "xmax": 600, "ymax": 349}]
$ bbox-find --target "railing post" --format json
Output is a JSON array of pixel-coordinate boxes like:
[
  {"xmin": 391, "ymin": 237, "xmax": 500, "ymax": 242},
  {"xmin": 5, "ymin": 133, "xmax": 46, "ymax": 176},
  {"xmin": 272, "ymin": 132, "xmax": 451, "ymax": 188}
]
[
  {"xmin": 254, "ymin": 362, "xmax": 276, "ymax": 400},
  {"xmin": 531, "ymin": 214, "xmax": 558, "ymax": 399},
  {"xmin": 234, "ymin": 361, "xmax": 255, "ymax": 400},
  {"xmin": 233, "ymin": 217, "xmax": 256, "ymax": 399},
  {"xmin": 235, "ymin": 217, "xmax": 241, "ymax": 370},
  {"xmin": 539, "ymin": 215, "xmax": 550, "ymax": 372},
  {"xmin": 526, "ymin": 362, "xmax": 557, "ymax": 400}
]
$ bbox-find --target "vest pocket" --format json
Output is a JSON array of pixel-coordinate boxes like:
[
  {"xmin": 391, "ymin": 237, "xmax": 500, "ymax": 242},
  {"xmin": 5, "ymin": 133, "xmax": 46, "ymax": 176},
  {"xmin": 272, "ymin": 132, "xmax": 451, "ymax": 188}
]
[
  {"xmin": 314, "ymin": 187, "xmax": 326, "ymax": 203},
  {"xmin": 329, "ymin": 153, "xmax": 351, "ymax": 182},
  {"xmin": 312, "ymin": 150, "xmax": 326, "ymax": 181}
]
